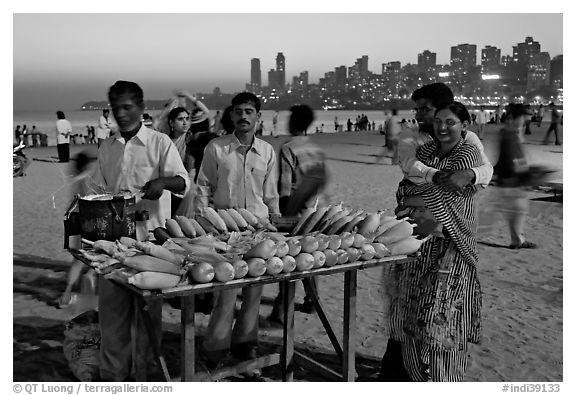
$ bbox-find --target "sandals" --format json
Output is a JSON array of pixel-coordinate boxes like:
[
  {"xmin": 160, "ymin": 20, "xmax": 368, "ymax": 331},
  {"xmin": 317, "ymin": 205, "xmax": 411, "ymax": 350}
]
[{"xmin": 509, "ymin": 241, "xmax": 537, "ymax": 249}]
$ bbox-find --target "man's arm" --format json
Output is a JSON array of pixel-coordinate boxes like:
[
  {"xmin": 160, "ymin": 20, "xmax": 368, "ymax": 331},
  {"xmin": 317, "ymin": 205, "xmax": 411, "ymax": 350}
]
[
  {"xmin": 264, "ymin": 150, "xmax": 281, "ymax": 216},
  {"xmin": 143, "ymin": 137, "xmax": 190, "ymax": 200},
  {"xmin": 465, "ymin": 131, "xmax": 494, "ymax": 186},
  {"xmin": 397, "ymin": 129, "xmax": 438, "ymax": 184}
]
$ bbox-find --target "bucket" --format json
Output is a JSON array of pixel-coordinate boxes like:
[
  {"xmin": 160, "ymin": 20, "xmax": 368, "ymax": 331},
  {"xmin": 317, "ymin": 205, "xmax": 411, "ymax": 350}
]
[{"xmin": 78, "ymin": 192, "xmax": 137, "ymax": 241}]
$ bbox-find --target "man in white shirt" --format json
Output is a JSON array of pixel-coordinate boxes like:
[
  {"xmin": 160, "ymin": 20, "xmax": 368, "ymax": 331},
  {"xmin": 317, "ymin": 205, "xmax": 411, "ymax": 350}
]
[
  {"xmin": 475, "ymin": 105, "xmax": 490, "ymax": 139},
  {"xmin": 90, "ymin": 80, "xmax": 189, "ymax": 381},
  {"xmin": 96, "ymin": 109, "xmax": 113, "ymax": 148},
  {"xmin": 55, "ymin": 111, "xmax": 72, "ymax": 162},
  {"xmin": 196, "ymin": 92, "xmax": 280, "ymax": 374}
]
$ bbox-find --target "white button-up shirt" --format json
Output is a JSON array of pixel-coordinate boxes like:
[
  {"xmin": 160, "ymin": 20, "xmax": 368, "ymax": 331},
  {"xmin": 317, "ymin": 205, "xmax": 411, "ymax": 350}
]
[
  {"xmin": 89, "ymin": 125, "xmax": 190, "ymax": 230},
  {"xmin": 56, "ymin": 119, "xmax": 72, "ymax": 144},
  {"xmin": 196, "ymin": 133, "xmax": 280, "ymax": 219}
]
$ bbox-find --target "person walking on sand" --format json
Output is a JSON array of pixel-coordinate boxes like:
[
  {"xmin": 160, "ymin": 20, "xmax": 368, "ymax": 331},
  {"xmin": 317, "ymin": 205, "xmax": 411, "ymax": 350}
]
[
  {"xmin": 475, "ymin": 105, "xmax": 489, "ymax": 139},
  {"xmin": 55, "ymin": 111, "xmax": 72, "ymax": 163},
  {"xmin": 89, "ymin": 80, "xmax": 190, "ymax": 381},
  {"xmin": 195, "ymin": 92, "xmax": 280, "ymax": 375},
  {"xmin": 543, "ymin": 102, "xmax": 561, "ymax": 145},
  {"xmin": 14, "ymin": 125, "xmax": 22, "ymax": 144},
  {"xmin": 264, "ymin": 104, "xmax": 329, "ymax": 328},
  {"xmin": 96, "ymin": 109, "xmax": 113, "ymax": 148},
  {"xmin": 536, "ymin": 104, "xmax": 545, "ymax": 127},
  {"xmin": 483, "ymin": 103, "xmax": 539, "ymax": 249}
]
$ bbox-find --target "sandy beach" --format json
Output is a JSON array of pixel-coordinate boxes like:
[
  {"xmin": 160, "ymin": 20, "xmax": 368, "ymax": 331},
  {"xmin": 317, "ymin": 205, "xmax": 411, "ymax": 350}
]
[{"xmin": 13, "ymin": 122, "xmax": 563, "ymax": 382}]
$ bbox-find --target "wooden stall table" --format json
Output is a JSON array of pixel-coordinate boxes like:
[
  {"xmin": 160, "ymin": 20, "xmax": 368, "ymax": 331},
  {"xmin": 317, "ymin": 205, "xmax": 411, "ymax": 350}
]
[{"xmin": 70, "ymin": 249, "xmax": 413, "ymax": 382}]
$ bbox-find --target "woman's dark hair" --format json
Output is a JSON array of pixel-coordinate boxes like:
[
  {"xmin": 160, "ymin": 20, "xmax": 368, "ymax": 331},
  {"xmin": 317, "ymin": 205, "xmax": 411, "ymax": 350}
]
[
  {"xmin": 168, "ymin": 107, "xmax": 189, "ymax": 123},
  {"xmin": 103, "ymin": 109, "xmax": 110, "ymax": 115},
  {"xmin": 56, "ymin": 111, "xmax": 65, "ymax": 119},
  {"xmin": 107, "ymin": 80, "xmax": 144, "ymax": 108},
  {"xmin": 435, "ymin": 101, "xmax": 471, "ymax": 124},
  {"xmin": 231, "ymin": 92, "xmax": 261, "ymax": 112},
  {"xmin": 221, "ymin": 105, "xmax": 235, "ymax": 134},
  {"xmin": 167, "ymin": 107, "xmax": 189, "ymax": 136}
]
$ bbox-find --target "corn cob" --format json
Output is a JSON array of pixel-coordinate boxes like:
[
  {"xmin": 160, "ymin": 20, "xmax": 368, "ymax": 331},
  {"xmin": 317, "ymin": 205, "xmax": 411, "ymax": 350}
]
[
  {"xmin": 291, "ymin": 206, "xmax": 316, "ymax": 236},
  {"xmin": 375, "ymin": 220, "xmax": 415, "ymax": 245},
  {"xmin": 174, "ymin": 216, "xmax": 196, "ymax": 238},
  {"xmin": 301, "ymin": 205, "xmax": 331, "ymax": 234},
  {"xmin": 326, "ymin": 215, "xmax": 354, "ymax": 235},
  {"xmin": 318, "ymin": 208, "xmax": 351, "ymax": 233},
  {"xmin": 119, "ymin": 254, "xmax": 182, "ymax": 275},
  {"xmin": 165, "ymin": 218, "xmax": 185, "ymax": 238},
  {"xmin": 134, "ymin": 241, "xmax": 182, "ymax": 265},
  {"xmin": 128, "ymin": 271, "xmax": 181, "ymax": 290},
  {"xmin": 388, "ymin": 235, "xmax": 430, "ymax": 256},
  {"xmin": 202, "ymin": 207, "xmax": 228, "ymax": 233},
  {"xmin": 195, "ymin": 214, "xmax": 220, "ymax": 234},
  {"xmin": 226, "ymin": 208, "xmax": 249, "ymax": 230},
  {"xmin": 187, "ymin": 217, "xmax": 207, "ymax": 236},
  {"xmin": 315, "ymin": 203, "xmax": 344, "ymax": 232},
  {"xmin": 340, "ymin": 211, "xmax": 368, "ymax": 234},
  {"xmin": 237, "ymin": 208, "xmax": 259, "ymax": 227},
  {"xmin": 217, "ymin": 209, "xmax": 240, "ymax": 232}
]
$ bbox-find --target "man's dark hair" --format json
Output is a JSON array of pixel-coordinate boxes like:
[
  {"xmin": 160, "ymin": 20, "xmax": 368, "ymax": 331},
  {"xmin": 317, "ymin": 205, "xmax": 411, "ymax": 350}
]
[
  {"xmin": 231, "ymin": 92, "xmax": 261, "ymax": 112},
  {"xmin": 108, "ymin": 80, "xmax": 145, "ymax": 108},
  {"xmin": 411, "ymin": 82, "xmax": 454, "ymax": 108},
  {"xmin": 56, "ymin": 111, "xmax": 66, "ymax": 119},
  {"xmin": 289, "ymin": 104, "xmax": 315, "ymax": 134}
]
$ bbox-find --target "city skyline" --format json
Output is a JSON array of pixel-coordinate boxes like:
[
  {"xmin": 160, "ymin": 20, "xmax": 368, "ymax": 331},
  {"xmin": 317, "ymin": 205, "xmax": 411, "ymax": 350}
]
[{"xmin": 13, "ymin": 13, "xmax": 563, "ymax": 111}]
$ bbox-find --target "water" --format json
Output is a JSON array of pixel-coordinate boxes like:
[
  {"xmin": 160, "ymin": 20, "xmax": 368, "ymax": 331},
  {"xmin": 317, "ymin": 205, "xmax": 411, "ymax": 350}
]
[{"xmin": 13, "ymin": 108, "xmax": 416, "ymax": 146}]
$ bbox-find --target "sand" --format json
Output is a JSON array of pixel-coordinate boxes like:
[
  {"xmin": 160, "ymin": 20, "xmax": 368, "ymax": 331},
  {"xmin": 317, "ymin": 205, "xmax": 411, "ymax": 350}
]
[{"xmin": 12, "ymin": 122, "xmax": 563, "ymax": 382}]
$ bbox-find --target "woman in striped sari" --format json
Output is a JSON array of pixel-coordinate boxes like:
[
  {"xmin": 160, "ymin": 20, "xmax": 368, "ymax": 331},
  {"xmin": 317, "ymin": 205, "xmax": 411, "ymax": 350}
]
[{"xmin": 389, "ymin": 101, "xmax": 483, "ymax": 381}]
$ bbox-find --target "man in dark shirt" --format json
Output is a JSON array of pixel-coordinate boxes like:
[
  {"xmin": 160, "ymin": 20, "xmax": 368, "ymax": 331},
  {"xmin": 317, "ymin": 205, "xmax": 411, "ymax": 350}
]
[{"xmin": 543, "ymin": 102, "xmax": 561, "ymax": 145}]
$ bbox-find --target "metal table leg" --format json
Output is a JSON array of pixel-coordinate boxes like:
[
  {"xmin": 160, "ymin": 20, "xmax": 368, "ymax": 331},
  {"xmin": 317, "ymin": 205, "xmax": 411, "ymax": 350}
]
[
  {"xmin": 281, "ymin": 280, "xmax": 296, "ymax": 382},
  {"xmin": 343, "ymin": 271, "xmax": 357, "ymax": 382}
]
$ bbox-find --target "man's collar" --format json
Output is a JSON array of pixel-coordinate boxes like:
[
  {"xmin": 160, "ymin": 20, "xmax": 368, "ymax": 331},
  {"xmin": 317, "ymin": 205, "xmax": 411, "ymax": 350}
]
[
  {"xmin": 227, "ymin": 132, "xmax": 262, "ymax": 156},
  {"xmin": 113, "ymin": 123, "xmax": 149, "ymax": 145}
]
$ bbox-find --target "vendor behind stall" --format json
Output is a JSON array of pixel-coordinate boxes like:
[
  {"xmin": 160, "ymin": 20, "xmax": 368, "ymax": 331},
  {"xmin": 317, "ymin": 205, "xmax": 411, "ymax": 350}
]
[
  {"xmin": 88, "ymin": 80, "xmax": 189, "ymax": 381},
  {"xmin": 195, "ymin": 92, "xmax": 280, "ymax": 375}
]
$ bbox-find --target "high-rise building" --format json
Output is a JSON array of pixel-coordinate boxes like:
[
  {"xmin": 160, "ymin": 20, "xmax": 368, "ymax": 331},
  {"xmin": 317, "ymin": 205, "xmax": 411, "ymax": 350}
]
[
  {"xmin": 481, "ymin": 45, "xmax": 501, "ymax": 73},
  {"xmin": 268, "ymin": 69, "xmax": 278, "ymax": 90},
  {"xmin": 335, "ymin": 66, "xmax": 347, "ymax": 88},
  {"xmin": 418, "ymin": 50, "xmax": 436, "ymax": 70},
  {"xmin": 450, "ymin": 43, "xmax": 477, "ymax": 72},
  {"xmin": 527, "ymin": 52, "xmax": 550, "ymax": 91},
  {"xmin": 382, "ymin": 61, "xmax": 402, "ymax": 96},
  {"xmin": 276, "ymin": 52, "xmax": 286, "ymax": 89},
  {"xmin": 356, "ymin": 55, "xmax": 369, "ymax": 78},
  {"xmin": 550, "ymin": 55, "xmax": 563, "ymax": 88},
  {"xmin": 513, "ymin": 36, "xmax": 541, "ymax": 65},
  {"xmin": 250, "ymin": 58, "xmax": 261, "ymax": 89},
  {"xmin": 509, "ymin": 37, "xmax": 542, "ymax": 88}
]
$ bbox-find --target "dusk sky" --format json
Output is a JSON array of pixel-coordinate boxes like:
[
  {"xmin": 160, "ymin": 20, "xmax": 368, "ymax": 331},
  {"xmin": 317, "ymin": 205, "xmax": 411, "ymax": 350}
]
[{"xmin": 13, "ymin": 12, "xmax": 563, "ymax": 111}]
